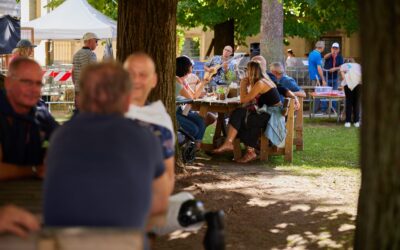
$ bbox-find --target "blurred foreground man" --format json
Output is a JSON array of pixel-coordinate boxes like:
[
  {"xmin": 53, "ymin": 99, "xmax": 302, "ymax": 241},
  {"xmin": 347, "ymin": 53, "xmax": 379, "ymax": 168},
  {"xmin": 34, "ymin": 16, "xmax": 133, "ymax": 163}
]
[
  {"xmin": 124, "ymin": 53, "xmax": 175, "ymax": 195},
  {"xmin": 0, "ymin": 57, "xmax": 58, "ymax": 180},
  {"xmin": 44, "ymin": 62, "xmax": 169, "ymax": 230}
]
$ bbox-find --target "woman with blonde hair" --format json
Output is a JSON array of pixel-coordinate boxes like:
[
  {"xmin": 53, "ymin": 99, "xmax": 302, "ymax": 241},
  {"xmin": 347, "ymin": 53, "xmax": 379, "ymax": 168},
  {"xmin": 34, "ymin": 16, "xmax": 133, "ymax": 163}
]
[
  {"xmin": 9, "ymin": 39, "xmax": 36, "ymax": 66},
  {"xmin": 213, "ymin": 61, "xmax": 297, "ymax": 163}
]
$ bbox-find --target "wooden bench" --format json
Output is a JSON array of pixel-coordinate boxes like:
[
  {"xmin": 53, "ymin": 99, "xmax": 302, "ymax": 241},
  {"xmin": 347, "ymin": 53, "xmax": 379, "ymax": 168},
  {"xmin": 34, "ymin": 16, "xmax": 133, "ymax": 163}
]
[{"xmin": 233, "ymin": 98, "xmax": 295, "ymax": 163}]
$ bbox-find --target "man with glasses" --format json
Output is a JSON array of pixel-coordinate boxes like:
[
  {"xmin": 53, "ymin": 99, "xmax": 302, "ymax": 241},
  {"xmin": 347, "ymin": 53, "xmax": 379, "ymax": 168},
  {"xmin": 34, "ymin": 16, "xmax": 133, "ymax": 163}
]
[
  {"xmin": 204, "ymin": 45, "xmax": 235, "ymax": 85},
  {"xmin": 72, "ymin": 32, "xmax": 99, "ymax": 102},
  {"xmin": 0, "ymin": 57, "xmax": 58, "ymax": 180}
]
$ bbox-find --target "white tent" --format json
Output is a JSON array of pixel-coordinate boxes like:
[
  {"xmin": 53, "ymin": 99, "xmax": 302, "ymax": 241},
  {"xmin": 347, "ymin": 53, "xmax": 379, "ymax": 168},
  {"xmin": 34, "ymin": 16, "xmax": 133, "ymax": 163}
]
[
  {"xmin": 22, "ymin": 0, "xmax": 116, "ymax": 40},
  {"xmin": 0, "ymin": 0, "xmax": 20, "ymax": 17}
]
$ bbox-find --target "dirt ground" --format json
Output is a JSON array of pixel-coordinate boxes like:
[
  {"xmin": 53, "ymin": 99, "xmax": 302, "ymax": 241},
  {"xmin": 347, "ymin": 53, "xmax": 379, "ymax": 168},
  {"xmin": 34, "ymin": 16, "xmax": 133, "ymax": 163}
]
[{"xmin": 154, "ymin": 158, "xmax": 360, "ymax": 250}]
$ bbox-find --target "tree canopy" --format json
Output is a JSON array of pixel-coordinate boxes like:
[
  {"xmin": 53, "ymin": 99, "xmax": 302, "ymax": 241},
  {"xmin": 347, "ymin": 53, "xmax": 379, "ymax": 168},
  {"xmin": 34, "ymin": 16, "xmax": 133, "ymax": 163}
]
[
  {"xmin": 177, "ymin": 0, "xmax": 261, "ymax": 45},
  {"xmin": 178, "ymin": 0, "xmax": 359, "ymax": 44},
  {"xmin": 284, "ymin": 0, "xmax": 359, "ymax": 40},
  {"xmin": 43, "ymin": 0, "xmax": 359, "ymax": 45}
]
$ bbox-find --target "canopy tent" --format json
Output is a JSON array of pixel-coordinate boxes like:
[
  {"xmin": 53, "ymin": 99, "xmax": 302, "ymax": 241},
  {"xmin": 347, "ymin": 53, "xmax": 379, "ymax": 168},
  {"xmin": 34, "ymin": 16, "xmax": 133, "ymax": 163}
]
[
  {"xmin": 0, "ymin": 0, "xmax": 20, "ymax": 17},
  {"xmin": 22, "ymin": 0, "xmax": 117, "ymax": 40},
  {"xmin": 0, "ymin": 15, "xmax": 20, "ymax": 54}
]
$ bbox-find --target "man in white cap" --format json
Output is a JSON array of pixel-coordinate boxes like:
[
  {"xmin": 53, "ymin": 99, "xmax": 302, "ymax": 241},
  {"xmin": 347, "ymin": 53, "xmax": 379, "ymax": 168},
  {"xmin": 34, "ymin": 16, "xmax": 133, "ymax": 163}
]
[
  {"xmin": 321, "ymin": 42, "xmax": 344, "ymax": 112},
  {"xmin": 71, "ymin": 32, "xmax": 99, "ymax": 102}
]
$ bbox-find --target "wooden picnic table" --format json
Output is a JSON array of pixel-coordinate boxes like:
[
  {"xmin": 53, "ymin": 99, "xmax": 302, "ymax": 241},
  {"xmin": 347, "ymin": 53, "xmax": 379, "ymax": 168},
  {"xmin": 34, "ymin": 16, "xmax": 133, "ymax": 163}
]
[
  {"xmin": 0, "ymin": 179, "xmax": 152, "ymax": 249},
  {"xmin": 190, "ymin": 95, "xmax": 304, "ymax": 152},
  {"xmin": 190, "ymin": 96, "xmax": 241, "ymax": 151}
]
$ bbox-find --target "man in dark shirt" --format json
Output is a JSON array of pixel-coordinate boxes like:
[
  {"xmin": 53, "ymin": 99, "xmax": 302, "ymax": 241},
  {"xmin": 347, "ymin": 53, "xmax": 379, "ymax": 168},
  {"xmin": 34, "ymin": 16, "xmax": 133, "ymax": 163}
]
[
  {"xmin": 44, "ymin": 62, "xmax": 169, "ymax": 230},
  {"xmin": 322, "ymin": 42, "xmax": 344, "ymax": 112},
  {"xmin": 0, "ymin": 57, "xmax": 58, "ymax": 180}
]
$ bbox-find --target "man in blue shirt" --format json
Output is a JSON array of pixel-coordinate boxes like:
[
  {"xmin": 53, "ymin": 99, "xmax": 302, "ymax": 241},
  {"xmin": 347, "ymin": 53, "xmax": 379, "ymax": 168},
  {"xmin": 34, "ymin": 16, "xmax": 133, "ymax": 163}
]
[
  {"xmin": 268, "ymin": 62, "xmax": 306, "ymax": 101},
  {"xmin": 308, "ymin": 41, "xmax": 327, "ymax": 86}
]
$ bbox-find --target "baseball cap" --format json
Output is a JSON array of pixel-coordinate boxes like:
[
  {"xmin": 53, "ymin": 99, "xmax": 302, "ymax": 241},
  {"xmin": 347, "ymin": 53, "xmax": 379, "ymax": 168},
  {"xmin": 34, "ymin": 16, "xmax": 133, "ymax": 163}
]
[
  {"xmin": 82, "ymin": 32, "xmax": 99, "ymax": 41},
  {"xmin": 16, "ymin": 39, "xmax": 37, "ymax": 48},
  {"xmin": 287, "ymin": 49, "xmax": 293, "ymax": 52},
  {"xmin": 332, "ymin": 42, "xmax": 340, "ymax": 48}
]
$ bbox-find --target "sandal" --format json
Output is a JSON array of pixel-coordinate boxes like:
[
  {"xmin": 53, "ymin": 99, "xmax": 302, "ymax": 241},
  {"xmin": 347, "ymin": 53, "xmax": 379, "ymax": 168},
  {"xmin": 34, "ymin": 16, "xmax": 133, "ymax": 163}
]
[
  {"xmin": 213, "ymin": 143, "xmax": 234, "ymax": 154},
  {"xmin": 236, "ymin": 148, "xmax": 257, "ymax": 163}
]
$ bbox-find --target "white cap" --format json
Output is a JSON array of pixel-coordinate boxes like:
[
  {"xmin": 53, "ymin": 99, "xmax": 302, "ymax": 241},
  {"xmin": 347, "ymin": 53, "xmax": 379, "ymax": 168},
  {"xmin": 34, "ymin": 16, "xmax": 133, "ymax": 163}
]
[
  {"xmin": 82, "ymin": 32, "xmax": 99, "ymax": 41},
  {"xmin": 332, "ymin": 42, "xmax": 340, "ymax": 48}
]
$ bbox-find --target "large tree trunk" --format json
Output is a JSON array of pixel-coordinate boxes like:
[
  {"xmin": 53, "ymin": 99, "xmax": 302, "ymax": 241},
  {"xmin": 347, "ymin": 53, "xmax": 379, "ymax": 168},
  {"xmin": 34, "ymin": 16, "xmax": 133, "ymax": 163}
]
[
  {"xmin": 213, "ymin": 19, "xmax": 234, "ymax": 55},
  {"xmin": 354, "ymin": 0, "xmax": 400, "ymax": 249},
  {"xmin": 260, "ymin": 0, "xmax": 284, "ymax": 66},
  {"xmin": 117, "ymin": 0, "xmax": 185, "ymax": 173},
  {"xmin": 117, "ymin": 0, "xmax": 177, "ymax": 118}
]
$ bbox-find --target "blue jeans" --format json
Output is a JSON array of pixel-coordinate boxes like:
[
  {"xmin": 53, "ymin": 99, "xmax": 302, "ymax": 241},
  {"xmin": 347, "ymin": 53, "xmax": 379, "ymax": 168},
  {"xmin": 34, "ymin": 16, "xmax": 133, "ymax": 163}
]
[
  {"xmin": 320, "ymin": 78, "xmax": 339, "ymax": 112},
  {"xmin": 176, "ymin": 108, "xmax": 206, "ymax": 142}
]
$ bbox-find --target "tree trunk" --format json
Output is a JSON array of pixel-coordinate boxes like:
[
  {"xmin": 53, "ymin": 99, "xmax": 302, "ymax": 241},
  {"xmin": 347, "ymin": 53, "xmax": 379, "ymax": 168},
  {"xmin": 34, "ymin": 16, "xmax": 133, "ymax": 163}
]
[
  {"xmin": 117, "ymin": 0, "xmax": 185, "ymax": 173},
  {"xmin": 117, "ymin": 0, "xmax": 177, "ymax": 118},
  {"xmin": 213, "ymin": 19, "xmax": 235, "ymax": 55},
  {"xmin": 354, "ymin": 0, "xmax": 400, "ymax": 249},
  {"xmin": 260, "ymin": 0, "xmax": 284, "ymax": 66}
]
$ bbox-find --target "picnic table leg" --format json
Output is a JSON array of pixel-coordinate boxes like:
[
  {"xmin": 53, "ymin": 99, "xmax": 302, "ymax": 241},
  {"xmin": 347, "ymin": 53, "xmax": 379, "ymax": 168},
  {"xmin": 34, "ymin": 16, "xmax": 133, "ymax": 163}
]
[
  {"xmin": 199, "ymin": 105, "xmax": 208, "ymax": 118},
  {"xmin": 212, "ymin": 113, "xmax": 225, "ymax": 148},
  {"xmin": 295, "ymin": 97, "xmax": 304, "ymax": 151},
  {"xmin": 328, "ymin": 99, "xmax": 332, "ymax": 118}
]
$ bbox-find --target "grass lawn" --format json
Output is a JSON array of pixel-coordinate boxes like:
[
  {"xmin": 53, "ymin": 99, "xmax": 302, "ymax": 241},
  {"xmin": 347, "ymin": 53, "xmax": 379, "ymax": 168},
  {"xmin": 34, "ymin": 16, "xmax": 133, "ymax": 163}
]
[
  {"xmin": 203, "ymin": 117, "xmax": 360, "ymax": 169},
  {"xmin": 54, "ymin": 111, "xmax": 359, "ymax": 170}
]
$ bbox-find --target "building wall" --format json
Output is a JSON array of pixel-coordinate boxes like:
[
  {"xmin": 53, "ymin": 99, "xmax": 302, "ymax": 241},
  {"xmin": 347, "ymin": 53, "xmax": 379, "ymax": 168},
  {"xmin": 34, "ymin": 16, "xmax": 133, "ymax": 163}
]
[
  {"xmin": 178, "ymin": 27, "xmax": 213, "ymax": 60},
  {"xmin": 52, "ymin": 40, "xmax": 116, "ymax": 65},
  {"xmin": 185, "ymin": 27, "xmax": 360, "ymax": 62}
]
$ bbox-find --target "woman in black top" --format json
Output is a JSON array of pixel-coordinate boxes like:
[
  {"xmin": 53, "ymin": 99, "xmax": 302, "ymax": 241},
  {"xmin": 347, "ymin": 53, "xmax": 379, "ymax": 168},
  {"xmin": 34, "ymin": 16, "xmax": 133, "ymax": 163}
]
[{"xmin": 213, "ymin": 61, "xmax": 298, "ymax": 163}]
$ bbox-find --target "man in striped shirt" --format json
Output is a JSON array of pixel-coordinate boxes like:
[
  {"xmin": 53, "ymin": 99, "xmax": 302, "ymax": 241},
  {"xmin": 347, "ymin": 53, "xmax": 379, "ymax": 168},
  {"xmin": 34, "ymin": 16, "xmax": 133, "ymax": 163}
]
[{"xmin": 72, "ymin": 32, "xmax": 99, "ymax": 101}]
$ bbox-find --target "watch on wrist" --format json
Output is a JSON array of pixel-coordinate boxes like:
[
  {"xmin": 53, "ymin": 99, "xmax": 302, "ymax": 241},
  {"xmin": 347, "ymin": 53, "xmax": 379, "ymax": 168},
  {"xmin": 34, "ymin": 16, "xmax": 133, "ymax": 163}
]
[{"xmin": 31, "ymin": 165, "xmax": 38, "ymax": 176}]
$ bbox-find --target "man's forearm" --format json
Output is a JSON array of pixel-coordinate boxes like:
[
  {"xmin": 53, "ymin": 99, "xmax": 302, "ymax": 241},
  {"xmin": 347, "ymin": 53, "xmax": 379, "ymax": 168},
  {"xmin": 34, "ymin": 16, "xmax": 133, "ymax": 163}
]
[
  {"xmin": 318, "ymin": 67, "xmax": 325, "ymax": 81},
  {"xmin": 0, "ymin": 163, "xmax": 35, "ymax": 180},
  {"xmin": 294, "ymin": 90, "xmax": 306, "ymax": 98},
  {"xmin": 150, "ymin": 174, "xmax": 170, "ymax": 216},
  {"xmin": 163, "ymin": 157, "xmax": 175, "ymax": 195}
]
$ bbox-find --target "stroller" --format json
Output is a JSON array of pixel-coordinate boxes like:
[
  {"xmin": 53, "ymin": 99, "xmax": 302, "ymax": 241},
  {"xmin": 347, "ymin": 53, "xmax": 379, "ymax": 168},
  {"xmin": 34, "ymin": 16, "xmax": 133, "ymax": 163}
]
[{"xmin": 176, "ymin": 98, "xmax": 197, "ymax": 164}]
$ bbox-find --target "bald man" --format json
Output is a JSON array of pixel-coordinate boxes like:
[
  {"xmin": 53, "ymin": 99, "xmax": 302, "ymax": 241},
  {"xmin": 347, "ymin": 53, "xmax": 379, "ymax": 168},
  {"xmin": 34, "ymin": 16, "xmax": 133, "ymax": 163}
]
[
  {"xmin": 204, "ymin": 45, "xmax": 235, "ymax": 85},
  {"xmin": 124, "ymin": 52, "xmax": 175, "ymax": 196}
]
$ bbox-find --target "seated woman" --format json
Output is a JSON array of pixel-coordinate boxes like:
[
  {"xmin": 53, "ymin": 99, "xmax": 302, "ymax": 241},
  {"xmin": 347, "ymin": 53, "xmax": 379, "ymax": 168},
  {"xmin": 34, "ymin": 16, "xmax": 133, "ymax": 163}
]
[
  {"xmin": 176, "ymin": 56, "xmax": 210, "ymax": 148},
  {"xmin": 213, "ymin": 61, "xmax": 299, "ymax": 163}
]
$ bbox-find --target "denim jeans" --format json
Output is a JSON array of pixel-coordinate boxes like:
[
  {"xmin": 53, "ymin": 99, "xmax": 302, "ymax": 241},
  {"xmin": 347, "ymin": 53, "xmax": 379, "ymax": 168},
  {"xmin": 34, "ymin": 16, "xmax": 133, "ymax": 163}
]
[{"xmin": 176, "ymin": 108, "xmax": 206, "ymax": 142}]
